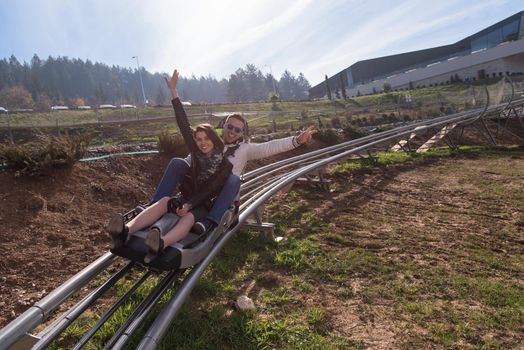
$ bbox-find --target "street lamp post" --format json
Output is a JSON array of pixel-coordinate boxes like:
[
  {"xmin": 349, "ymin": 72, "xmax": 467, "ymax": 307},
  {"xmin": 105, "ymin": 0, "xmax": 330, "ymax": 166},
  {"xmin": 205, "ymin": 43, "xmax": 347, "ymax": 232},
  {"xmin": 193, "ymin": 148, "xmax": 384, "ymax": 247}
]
[
  {"xmin": 6, "ymin": 109, "xmax": 13, "ymax": 143},
  {"xmin": 265, "ymin": 64, "xmax": 279, "ymax": 132},
  {"xmin": 132, "ymin": 56, "xmax": 147, "ymax": 106}
]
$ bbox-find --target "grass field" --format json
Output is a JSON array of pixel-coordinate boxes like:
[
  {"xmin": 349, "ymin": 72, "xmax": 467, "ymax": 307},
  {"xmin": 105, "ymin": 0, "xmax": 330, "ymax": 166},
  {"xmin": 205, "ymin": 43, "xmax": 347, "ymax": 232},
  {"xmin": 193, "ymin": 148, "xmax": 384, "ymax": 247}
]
[{"xmin": 1, "ymin": 79, "xmax": 514, "ymax": 145}]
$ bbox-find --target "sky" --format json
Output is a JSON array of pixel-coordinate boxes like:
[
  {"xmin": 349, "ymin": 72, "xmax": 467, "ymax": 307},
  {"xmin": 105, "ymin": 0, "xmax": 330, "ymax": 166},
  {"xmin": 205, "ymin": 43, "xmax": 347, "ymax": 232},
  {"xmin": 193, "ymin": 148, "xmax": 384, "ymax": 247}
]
[{"xmin": 0, "ymin": 0, "xmax": 523, "ymax": 85}]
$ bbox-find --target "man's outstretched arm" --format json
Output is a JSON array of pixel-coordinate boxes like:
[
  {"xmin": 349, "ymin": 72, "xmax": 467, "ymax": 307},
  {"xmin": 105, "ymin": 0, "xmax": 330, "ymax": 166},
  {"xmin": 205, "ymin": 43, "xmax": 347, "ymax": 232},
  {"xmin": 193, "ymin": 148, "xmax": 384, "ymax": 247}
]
[{"xmin": 244, "ymin": 125, "xmax": 316, "ymax": 161}]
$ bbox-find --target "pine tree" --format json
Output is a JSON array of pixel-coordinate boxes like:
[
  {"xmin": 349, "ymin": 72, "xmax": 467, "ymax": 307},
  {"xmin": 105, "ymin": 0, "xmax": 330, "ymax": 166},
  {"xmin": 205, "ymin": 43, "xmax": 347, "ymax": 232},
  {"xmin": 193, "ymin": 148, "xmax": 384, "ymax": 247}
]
[
  {"xmin": 156, "ymin": 84, "xmax": 167, "ymax": 105},
  {"xmin": 0, "ymin": 54, "xmax": 312, "ymax": 104}
]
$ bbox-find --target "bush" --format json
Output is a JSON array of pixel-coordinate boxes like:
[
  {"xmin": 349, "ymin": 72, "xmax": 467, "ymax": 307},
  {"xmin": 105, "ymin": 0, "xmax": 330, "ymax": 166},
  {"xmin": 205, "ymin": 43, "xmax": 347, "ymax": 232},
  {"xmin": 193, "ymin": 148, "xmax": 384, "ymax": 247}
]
[
  {"xmin": 343, "ymin": 125, "xmax": 367, "ymax": 139},
  {"xmin": 0, "ymin": 131, "xmax": 92, "ymax": 176},
  {"xmin": 330, "ymin": 116, "xmax": 342, "ymax": 128},
  {"xmin": 157, "ymin": 129, "xmax": 187, "ymax": 156},
  {"xmin": 313, "ymin": 128, "xmax": 339, "ymax": 145},
  {"xmin": 387, "ymin": 113, "xmax": 400, "ymax": 123}
]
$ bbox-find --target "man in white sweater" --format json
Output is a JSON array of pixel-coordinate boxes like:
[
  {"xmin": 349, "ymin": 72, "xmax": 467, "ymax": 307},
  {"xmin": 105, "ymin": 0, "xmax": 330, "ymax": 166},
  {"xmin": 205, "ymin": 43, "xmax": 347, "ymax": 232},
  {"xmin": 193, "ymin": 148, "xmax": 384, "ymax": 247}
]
[{"xmin": 221, "ymin": 114, "xmax": 314, "ymax": 175}]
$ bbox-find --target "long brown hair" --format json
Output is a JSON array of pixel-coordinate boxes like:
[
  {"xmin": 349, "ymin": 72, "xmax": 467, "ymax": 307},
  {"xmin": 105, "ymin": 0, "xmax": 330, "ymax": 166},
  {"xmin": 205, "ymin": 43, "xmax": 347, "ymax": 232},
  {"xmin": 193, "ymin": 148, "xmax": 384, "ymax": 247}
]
[{"xmin": 193, "ymin": 123, "xmax": 224, "ymax": 151}]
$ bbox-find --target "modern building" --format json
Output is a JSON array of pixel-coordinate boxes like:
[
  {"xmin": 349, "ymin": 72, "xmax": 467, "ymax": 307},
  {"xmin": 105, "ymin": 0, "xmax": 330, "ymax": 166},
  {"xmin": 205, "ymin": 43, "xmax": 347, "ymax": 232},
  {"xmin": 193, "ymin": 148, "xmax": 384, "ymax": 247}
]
[{"xmin": 309, "ymin": 11, "xmax": 524, "ymax": 99}]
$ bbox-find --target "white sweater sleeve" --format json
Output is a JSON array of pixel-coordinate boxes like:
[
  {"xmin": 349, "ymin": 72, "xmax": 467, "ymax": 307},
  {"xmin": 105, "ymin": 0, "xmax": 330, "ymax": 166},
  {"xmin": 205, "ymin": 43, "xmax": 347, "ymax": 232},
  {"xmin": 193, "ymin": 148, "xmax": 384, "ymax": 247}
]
[
  {"xmin": 227, "ymin": 136, "xmax": 300, "ymax": 176},
  {"xmin": 244, "ymin": 136, "xmax": 298, "ymax": 161}
]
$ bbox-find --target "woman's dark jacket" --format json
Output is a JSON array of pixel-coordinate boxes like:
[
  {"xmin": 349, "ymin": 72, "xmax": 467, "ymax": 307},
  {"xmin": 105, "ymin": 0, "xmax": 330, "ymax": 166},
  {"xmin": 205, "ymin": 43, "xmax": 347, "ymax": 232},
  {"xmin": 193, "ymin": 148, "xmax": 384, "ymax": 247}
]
[{"xmin": 171, "ymin": 98, "xmax": 232, "ymax": 210}]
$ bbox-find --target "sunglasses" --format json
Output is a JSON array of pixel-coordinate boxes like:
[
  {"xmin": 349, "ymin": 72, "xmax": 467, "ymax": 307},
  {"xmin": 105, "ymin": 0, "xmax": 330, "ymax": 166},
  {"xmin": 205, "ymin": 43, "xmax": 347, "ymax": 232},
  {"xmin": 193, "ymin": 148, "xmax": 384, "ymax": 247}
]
[{"xmin": 225, "ymin": 123, "xmax": 243, "ymax": 134}]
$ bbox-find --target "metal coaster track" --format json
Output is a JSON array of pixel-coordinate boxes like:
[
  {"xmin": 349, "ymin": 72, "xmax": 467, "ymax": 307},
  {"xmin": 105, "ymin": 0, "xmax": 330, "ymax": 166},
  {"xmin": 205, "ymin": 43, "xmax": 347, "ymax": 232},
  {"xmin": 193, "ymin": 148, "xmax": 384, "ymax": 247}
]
[{"xmin": 1, "ymin": 81, "xmax": 523, "ymax": 350}]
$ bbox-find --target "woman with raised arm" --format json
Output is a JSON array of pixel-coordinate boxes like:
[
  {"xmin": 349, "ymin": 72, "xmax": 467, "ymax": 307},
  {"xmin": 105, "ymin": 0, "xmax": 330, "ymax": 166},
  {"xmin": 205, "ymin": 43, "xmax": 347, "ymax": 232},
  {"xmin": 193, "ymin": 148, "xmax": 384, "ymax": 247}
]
[{"xmin": 107, "ymin": 69, "xmax": 232, "ymax": 262}]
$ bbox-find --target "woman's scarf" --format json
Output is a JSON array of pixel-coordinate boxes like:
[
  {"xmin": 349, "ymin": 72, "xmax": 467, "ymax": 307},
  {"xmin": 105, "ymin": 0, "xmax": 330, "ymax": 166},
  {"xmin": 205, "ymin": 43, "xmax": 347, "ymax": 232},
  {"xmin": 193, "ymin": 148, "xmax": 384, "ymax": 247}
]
[{"xmin": 195, "ymin": 148, "xmax": 224, "ymax": 183}]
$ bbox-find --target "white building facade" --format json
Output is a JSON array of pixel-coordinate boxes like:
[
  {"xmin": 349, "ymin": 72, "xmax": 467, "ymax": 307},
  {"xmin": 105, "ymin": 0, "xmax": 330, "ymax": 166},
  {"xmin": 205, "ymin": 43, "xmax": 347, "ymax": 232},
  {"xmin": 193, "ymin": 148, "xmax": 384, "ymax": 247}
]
[{"xmin": 310, "ymin": 11, "xmax": 524, "ymax": 99}]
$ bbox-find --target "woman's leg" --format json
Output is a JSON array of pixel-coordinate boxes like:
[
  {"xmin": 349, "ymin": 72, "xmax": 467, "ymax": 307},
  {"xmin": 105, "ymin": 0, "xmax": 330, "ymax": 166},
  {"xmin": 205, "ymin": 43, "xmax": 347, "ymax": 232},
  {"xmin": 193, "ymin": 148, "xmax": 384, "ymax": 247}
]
[
  {"xmin": 126, "ymin": 197, "xmax": 170, "ymax": 234},
  {"xmin": 151, "ymin": 158, "xmax": 190, "ymax": 203},
  {"xmin": 162, "ymin": 213, "xmax": 195, "ymax": 247}
]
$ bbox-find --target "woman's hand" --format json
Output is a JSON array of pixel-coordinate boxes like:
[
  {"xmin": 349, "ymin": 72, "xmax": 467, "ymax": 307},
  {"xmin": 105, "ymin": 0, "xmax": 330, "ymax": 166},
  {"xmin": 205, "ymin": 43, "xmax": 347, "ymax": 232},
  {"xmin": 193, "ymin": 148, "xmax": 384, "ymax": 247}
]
[
  {"xmin": 176, "ymin": 202, "xmax": 191, "ymax": 216},
  {"xmin": 164, "ymin": 69, "xmax": 179, "ymax": 99}
]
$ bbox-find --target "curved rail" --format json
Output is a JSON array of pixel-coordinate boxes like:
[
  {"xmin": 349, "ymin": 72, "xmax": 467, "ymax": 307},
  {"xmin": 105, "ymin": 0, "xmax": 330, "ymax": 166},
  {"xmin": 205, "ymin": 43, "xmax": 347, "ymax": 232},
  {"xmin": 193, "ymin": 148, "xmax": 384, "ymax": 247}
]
[{"xmin": 0, "ymin": 252, "xmax": 116, "ymax": 349}]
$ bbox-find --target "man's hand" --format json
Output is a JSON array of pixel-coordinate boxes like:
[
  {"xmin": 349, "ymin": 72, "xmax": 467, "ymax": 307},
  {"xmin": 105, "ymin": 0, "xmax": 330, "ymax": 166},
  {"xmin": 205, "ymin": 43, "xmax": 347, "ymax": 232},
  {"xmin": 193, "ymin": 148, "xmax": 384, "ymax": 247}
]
[
  {"xmin": 164, "ymin": 69, "xmax": 179, "ymax": 99},
  {"xmin": 296, "ymin": 125, "xmax": 316, "ymax": 145}
]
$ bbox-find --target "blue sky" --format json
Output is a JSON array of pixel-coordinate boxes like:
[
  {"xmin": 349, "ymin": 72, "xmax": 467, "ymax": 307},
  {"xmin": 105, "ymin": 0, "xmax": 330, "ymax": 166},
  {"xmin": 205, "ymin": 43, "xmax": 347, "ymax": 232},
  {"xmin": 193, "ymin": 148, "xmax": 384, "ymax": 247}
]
[{"xmin": 0, "ymin": 0, "xmax": 522, "ymax": 85}]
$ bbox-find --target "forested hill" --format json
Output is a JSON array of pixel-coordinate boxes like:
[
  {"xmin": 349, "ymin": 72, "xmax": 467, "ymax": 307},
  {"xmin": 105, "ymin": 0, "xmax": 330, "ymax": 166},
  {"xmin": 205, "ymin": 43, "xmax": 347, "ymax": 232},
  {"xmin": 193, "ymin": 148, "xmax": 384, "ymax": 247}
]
[{"xmin": 0, "ymin": 54, "xmax": 311, "ymax": 110}]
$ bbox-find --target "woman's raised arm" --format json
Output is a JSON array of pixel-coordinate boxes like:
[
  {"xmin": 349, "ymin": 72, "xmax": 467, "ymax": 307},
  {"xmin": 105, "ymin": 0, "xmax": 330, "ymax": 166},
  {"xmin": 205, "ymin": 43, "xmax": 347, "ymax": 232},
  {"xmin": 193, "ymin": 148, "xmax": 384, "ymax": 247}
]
[
  {"xmin": 164, "ymin": 69, "xmax": 179, "ymax": 99},
  {"xmin": 165, "ymin": 69, "xmax": 196, "ymax": 151}
]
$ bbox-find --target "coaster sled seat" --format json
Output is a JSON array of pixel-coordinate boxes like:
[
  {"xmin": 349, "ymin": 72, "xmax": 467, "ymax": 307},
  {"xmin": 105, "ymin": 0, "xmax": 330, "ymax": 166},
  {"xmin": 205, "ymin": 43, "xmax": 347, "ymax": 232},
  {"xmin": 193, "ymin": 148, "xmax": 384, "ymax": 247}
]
[{"xmin": 111, "ymin": 205, "xmax": 236, "ymax": 271}]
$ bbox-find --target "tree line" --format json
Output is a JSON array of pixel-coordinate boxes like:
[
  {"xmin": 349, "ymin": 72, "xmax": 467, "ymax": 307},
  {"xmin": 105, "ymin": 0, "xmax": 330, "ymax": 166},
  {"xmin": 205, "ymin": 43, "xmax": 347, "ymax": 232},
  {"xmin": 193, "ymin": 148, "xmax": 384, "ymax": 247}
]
[{"xmin": 0, "ymin": 55, "xmax": 311, "ymax": 110}]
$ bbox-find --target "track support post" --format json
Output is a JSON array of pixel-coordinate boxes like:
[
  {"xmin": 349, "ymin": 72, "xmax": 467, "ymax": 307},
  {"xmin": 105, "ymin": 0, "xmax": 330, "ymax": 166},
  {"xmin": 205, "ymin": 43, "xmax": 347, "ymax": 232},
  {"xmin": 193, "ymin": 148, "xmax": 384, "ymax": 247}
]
[{"xmin": 241, "ymin": 204, "xmax": 276, "ymax": 240}]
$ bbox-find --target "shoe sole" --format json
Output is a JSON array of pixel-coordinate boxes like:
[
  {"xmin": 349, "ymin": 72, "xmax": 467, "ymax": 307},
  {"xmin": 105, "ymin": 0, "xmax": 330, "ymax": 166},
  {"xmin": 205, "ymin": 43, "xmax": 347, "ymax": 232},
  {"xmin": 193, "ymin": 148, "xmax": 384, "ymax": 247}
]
[
  {"xmin": 144, "ymin": 229, "xmax": 162, "ymax": 264},
  {"xmin": 107, "ymin": 214, "xmax": 124, "ymax": 236},
  {"xmin": 107, "ymin": 214, "xmax": 125, "ymax": 249},
  {"xmin": 144, "ymin": 229, "xmax": 161, "ymax": 253}
]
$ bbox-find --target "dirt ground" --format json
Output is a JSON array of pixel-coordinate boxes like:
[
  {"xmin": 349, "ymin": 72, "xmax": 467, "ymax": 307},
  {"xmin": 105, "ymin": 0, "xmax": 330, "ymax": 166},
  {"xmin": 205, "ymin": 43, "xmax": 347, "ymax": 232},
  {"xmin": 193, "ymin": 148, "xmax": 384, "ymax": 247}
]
[
  {"xmin": 0, "ymin": 137, "xmax": 320, "ymax": 328},
  {"xmin": 0, "ymin": 155, "xmax": 169, "ymax": 327}
]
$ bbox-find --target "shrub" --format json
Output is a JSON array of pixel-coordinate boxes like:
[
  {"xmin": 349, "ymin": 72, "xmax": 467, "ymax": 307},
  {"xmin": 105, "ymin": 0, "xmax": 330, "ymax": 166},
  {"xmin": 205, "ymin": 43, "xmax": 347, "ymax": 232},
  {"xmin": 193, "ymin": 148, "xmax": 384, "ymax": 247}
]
[
  {"xmin": 388, "ymin": 113, "xmax": 400, "ymax": 122},
  {"xmin": 343, "ymin": 125, "xmax": 366, "ymax": 139},
  {"xmin": 330, "ymin": 116, "xmax": 342, "ymax": 128},
  {"xmin": 0, "ymin": 131, "xmax": 92, "ymax": 176},
  {"xmin": 313, "ymin": 128, "xmax": 339, "ymax": 145},
  {"xmin": 157, "ymin": 129, "xmax": 187, "ymax": 156}
]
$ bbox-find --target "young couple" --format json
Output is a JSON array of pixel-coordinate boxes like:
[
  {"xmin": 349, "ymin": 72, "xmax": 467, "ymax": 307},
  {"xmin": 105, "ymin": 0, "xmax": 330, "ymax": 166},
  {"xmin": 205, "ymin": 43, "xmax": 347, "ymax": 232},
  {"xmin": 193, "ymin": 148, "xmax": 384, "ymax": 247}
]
[{"xmin": 107, "ymin": 68, "xmax": 315, "ymax": 263}]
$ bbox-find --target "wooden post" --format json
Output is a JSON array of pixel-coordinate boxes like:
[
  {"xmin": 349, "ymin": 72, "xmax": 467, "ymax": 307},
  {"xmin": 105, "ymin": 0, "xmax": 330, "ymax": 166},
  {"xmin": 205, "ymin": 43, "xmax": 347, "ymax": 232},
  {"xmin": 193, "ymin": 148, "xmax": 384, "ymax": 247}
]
[{"xmin": 7, "ymin": 113, "xmax": 14, "ymax": 143}]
